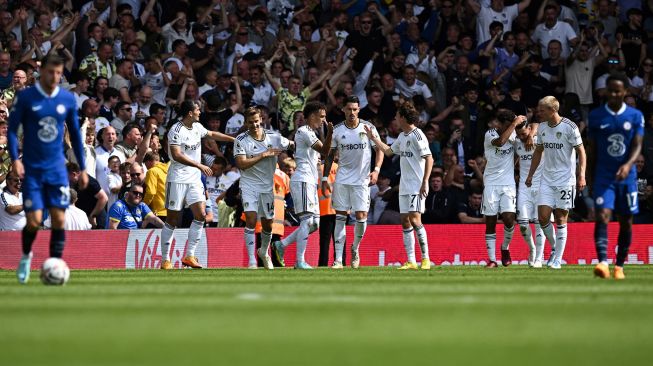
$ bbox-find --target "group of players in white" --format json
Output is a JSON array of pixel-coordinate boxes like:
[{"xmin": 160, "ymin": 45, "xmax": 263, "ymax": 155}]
[{"xmin": 158, "ymin": 93, "xmax": 586, "ymax": 271}]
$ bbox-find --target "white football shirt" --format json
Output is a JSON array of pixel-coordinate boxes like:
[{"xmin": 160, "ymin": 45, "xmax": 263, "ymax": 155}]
[
  {"xmin": 166, "ymin": 121, "xmax": 209, "ymax": 184},
  {"xmin": 291, "ymin": 125, "xmax": 320, "ymax": 184},
  {"xmin": 391, "ymin": 128, "xmax": 431, "ymax": 195},
  {"xmin": 536, "ymin": 118, "xmax": 582, "ymax": 186},
  {"xmin": 514, "ymin": 136, "xmax": 543, "ymax": 188},
  {"xmin": 234, "ymin": 130, "xmax": 290, "ymax": 193},
  {"xmin": 483, "ymin": 128, "xmax": 516, "ymax": 186},
  {"xmin": 0, "ymin": 190, "xmax": 26, "ymax": 231},
  {"xmin": 331, "ymin": 120, "xmax": 378, "ymax": 185}
]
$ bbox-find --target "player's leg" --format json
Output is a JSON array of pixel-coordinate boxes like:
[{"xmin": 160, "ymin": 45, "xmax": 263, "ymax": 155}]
[
  {"xmin": 499, "ymin": 186, "xmax": 517, "ymax": 266},
  {"xmin": 243, "ymin": 212, "xmax": 259, "ymax": 269},
  {"xmin": 398, "ymin": 210, "xmax": 417, "ymax": 269},
  {"xmin": 331, "ymin": 183, "xmax": 349, "ymax": 268},
  {"xmin": 17, "ymin": 210, "xmax": 42, "ymax": 284},
  {"xmin": 613, "ymin": 183, "xmax": 638, "ymax": 279},
  {"xmin": 274, "ymin": 182, "xmax": 307, "ymax": 264},
  {"xmin": 517, "ymin": 188, "xmax": 536, "ymax": 266},
  {"xmin": 551, "ymin": 208, "xmax": 569, "ymax": 269},
  {"xmin": 350, "ymin": 185, "xmax": 370, "ymax": 269},
  {"xmin": 161, "ymin": 183, "xmax": 185, "ymax": 269},
  {"xmin": 256, "ymin": 192, "xmax": 276, "ymax": 270},
  {"xmin": 537, "ymin": 186, "xmax": 557, "ymax": 262},
  {"xmin": 481, "ymin": 185, "xmax": 499, "ymax": 267},
  {"xmin": 592, "ymin": 184, "xmax": 613, "ymax": 278},
  {"xmin": 182, "ymin": 200, "xmax": 207, "ymax": 269},
  {"xmin": 406, "ymin": 193, "xmax": 430, "ymax": 269},
  {"xmin": 47, "ymin": 208, "xmax": 66, "ymax": 258}
]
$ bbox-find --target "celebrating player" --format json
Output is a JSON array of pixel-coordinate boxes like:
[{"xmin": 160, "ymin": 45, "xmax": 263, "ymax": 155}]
[
  {"xmin": 514, "ymin": 123, "xmax": 545, "ymax": 267},
  {"xmin": 588, "ymin": 75, "xmax": 644, "ymax": 280},
  {"xmin": 235, "ymin": 106, "xmax": 293, "ymax": 269},
  {"xmin": 8, "ymin": 55, "xmax": 88, "ymax": 283},
  {"xmin": 365, "ymin": 101, "xmax": 433, "ymax": 270},
  {"xmin": 160, "ymin": 101, "xmax": 234, "ymax": 270},
  {"xmin": 322, "ymin": 96, "xmax": 384, "ymax": 269},
  {"xmin": 273, "ymin": 102, "xmax": 333, "ymax": 269},
  {"xmin": 482, "ymin": 110, "xmax": 525, "ymax": 268},
  {"xmin": 526, "ymin": 96, "xmax": 587, "ymax": 269}
]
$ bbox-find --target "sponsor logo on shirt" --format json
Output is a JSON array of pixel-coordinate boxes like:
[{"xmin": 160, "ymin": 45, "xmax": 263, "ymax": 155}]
[{"xmin": 543, "ymin": 142, "xmax": 564, "ymax": 149}]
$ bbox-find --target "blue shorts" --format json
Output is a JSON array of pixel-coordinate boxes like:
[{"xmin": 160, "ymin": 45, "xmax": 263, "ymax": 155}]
[
  {"xmin": 593, "ymin": 181, "xmax": 639, "ymax": 215},
  {"xmin": 23, "ymin": 168, "xmax": 70, "ymax": 212}
]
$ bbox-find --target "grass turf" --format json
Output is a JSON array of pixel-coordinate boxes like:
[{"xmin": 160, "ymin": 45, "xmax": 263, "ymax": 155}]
[{"xmin": 1, "ymin": 266, "xmax": 652, "ymax": 366}]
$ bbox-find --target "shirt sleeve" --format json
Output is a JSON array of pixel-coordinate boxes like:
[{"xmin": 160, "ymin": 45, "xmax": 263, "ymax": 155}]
[
  {"xmin": 305, "ymin": 128, "xmax": 319, "ymax": 147},
  {"xmin": 108, "ymin": 201, "xmax": 124, "ymax": 222},
  {"xmin": 0, "ymin": 192, "xmax": 8, "ymax": 210},
  {"xmin": 390, "ymin": 138, "xmax": 400, "ymax": 155},
  {"xmin": 7, "ymin": 91, "xmax": 25, "ymax": 161},
  {"xmin": 234, "ymin": 139, "xmax": 246, "ymax": 157},
  {"xmin": 197, "ymin": 123, "xmax": 209, "ymax": 138},
  {"xmin": 568, "ymin": 125, "xmax": 583, "ymax": 147},
  {"xmin": 536, "ymin": 128, "xmax": 544, "ymax": 145},
  {"xmin": 420, "ymin": 83, "xmax": 433, "ymax": 99},
  {"xmin": 636, "ymin": 111, "xmax": 645, "ymax": 137},
  {"xmin": 280, "ymin": 134, "xmax": 291, "ymax": 150},
  {"xmin": 168, "ymin": 126, "xmax": 181, "ymax": 146},
  {"xmin": 140, "ymin": 202, "xmax": 152, "ymax": 217},
  {"xmin": 415, "ymin": 131, "xmax": 431, "ymax": 157}
]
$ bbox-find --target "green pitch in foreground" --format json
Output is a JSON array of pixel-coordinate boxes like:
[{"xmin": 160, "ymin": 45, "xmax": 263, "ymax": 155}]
[{"xmin": 1, "ymin": 266, "xmax": 653, "ymax": 366}]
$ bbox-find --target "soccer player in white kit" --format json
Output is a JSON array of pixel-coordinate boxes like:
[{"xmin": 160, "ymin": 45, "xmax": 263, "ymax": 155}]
[
  {"xmin": 482, "ymin": 110, "xmax": 526, "ymax": 268},
  {"xmin": 272, "ymin": 102, "xmax": 333, "ymax": 269},
  {"xmin": 364, "ymin": 101, "xmax": 433, "ymax": 270},
  {"xmin": 160, "ymin": 101, "xmax": 235, "ymax": 270},
  {"xmin": 235, "ymin": 107, "xmax": 293, "ymax": 269},
  {"xmin": 514, "ymin": 123, "xmax": 545, "ymax": 267},
  {"xmin": 526, "ymin": 96, "xmax": 587, "ymax": 269},
  {"xmin": 322, "ymin": 96, "xmax": 384, "ymax": 269}
]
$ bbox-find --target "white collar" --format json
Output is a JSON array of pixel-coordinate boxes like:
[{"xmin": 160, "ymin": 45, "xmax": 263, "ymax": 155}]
[
  {"xmin": 604, "ymin": 103, "xmax": 626, "ymax": 116},
  {"xmin": 36, "ymin": 81, "xmax": 60, "ymax": 98}
]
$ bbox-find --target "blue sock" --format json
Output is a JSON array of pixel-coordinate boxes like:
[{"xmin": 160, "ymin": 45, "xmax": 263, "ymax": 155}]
[
  {"xmin": 594, "ymin": 221, "xmax": 608, "ymax": 263},
  {"xmin": 22, "ymin": 227, "xmax": 37, "ymax": 256},
  {"xmin": 50, "ymin": 229, "xmax": 65, "ymax": 258},
  {"xmin": 616, "ymin": 226, "xmax": 632, "ymax": 267}
]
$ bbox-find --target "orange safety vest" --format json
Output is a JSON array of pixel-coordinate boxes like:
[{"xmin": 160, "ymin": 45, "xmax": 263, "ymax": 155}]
[
  {"xmin": 240, "ymin": 168, "xmax": 290, "ymax": 235},
  {"xmin": 317, "ymin": 162, "xmax": 337, "ymax": 216}
]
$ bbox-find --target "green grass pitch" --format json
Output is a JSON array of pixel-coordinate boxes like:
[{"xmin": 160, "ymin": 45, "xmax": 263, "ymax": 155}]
[{"xmin": 1, "ymin": 266, "xmax": 652, "ymax": 366}]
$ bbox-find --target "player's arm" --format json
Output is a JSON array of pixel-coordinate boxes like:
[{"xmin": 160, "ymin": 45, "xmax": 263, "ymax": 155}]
[
  {"xmin": 207, "ymin": 130, "xmax": 236, "ymax": 143},
  {"xmin": 321, "ymin": 148, "xmax": 336, "ymax": 196},
  {"xmin": 421, "ymin": 154, "xmax": 434, "ymax": 197},
  {"xmin": 370, "ymin": 143, "xmax": 384, "ymax": 185},
  {"xmin": 525, "ymin": 122, "xmax": 539, "ymax": 151},
  {"xmin": 234, "ymin": 149, "xmax": 281, "ymax": 170},
  {"xmin": 364, "ymin": 124, "xmax": 394, "ymax": 157},
  {"xmin": 492, "ymin": 115, "xmax": 526, "ymax": 147},
  {"xmin": 311, "ymin": 122, "xmax": 334, "ymax": 156},
  {"xmin": 525, "ymin": 144, "xmax": 544, "ymax": 187},
  {"xmin": 143, "ymin": 212, "xmax": 164, "ymax": 228},
  {"xmin": 169, "ymin": 144, "xmax": 213, "ymax": 176},
  {"xmin": 458, "ymin": 211, "xmax": 485, "ymax": 224},
  {"xmin": 575, "ymin": 143, "xmax": 587, "ymax": 190},
  {"xmin": 616, "ymin": 134, "xmax": 644, "ymax": 181}
]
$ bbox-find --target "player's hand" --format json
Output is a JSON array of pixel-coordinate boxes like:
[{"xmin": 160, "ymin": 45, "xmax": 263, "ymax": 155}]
[
  {"xmin": 198, "ymin": 164, "xmax": 213, "ymax": 176},
  {"xmin": 262, "ymin": 148, "xmax": 282, "ymax": 158},
  {"xmin": 11, "ymin": 160, "xmax": 24, "ymax": 179},
  {"xmin": 369, "ymin": 170, "xmax": 379, "ymax": 186},
  {"xmin": 525, "ymin": 135, "xmax": 535, "ymax": 151},
  {"xmin": 525, "ymin": 175, "xmax": 532, "ymax": 188},
  {"xmin": 363, "ymin": 124, "xmax": 376, "ymax": 141},
  {"xmin": 577, "ymin": 175, "xmax": 586, "ymax": 191},
  {"xmin": 78, "ymin": 171, "xmax": 89, "ymax": 190},
  {"xmin": 324, "ymin": 121, "xmax": 334, "ymax": 134},
  {"xmin": 321, "ymin": 180, "xmax": 331, "ymax": 196},
  {"xmin": 420, "ymin": 181, "xmax": 428, "ymax": 198},
  {"xmin": 615, "ymin": 163, "xmax": 631, "ymax": 181}
]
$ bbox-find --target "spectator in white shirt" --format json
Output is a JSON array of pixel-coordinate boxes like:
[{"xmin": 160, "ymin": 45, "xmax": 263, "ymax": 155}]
[
  {"xmin": 531, "ymin": 4, "xmax": 578, "ymax": 59},
  {"xmin": 468, "ymin": 0, "xmax": 532, "ymax": 44},
  {"xmin": 44, "ymin": 189, "xmax": 92, "ymax": 231},
  {"xmin": 395, "ymin": 64, "xmax": 436, "ymax": 110},
  {"xmin": 0, "ymin": 171, "xmax": 25, "ymax": 231}
]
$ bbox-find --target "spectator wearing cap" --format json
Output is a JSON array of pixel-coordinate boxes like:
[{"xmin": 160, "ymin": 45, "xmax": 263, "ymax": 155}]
[
  {"xmin": 532, "ymin": 4, "xmax": 579, "ymax": 59},
  {"xmin": 143, "ymin": 152, "xmax": 169, "ymax": 221},
  {"xmin": 616, "ymin": 7, "xmax": 647, "ymax": 71},
  {"xmin": 108, "ymin": 184, "xmax": 164, "ymax": 229},
  {"xmin": 111, "ymin": 101, "xmax": 134, "ymax": 137},
  {"xmin": 468, "ymin": 0, "xmax": 531, "ymax": 45},
  {"xmin": 79, "ymin": 41, "xmax": 116, "ymax": 86},
  {"xmin": 1, "ymin": 69, "xmax": 27, "ymax": 108}
]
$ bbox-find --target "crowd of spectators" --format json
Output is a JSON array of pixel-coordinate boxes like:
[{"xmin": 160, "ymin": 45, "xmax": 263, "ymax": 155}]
[{"xmin": 1, "ymin": 0, "xmax": 653, "ymax": 231}]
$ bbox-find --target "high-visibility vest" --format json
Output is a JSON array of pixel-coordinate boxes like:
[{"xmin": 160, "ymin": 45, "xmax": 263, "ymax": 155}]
[
  {"xmin": 317, "ymin": 162, "xmax": 338, "ymax": 216},
  {"xmin": 240, "ymin": 168, "xmax": 290, "ymax": 235}
]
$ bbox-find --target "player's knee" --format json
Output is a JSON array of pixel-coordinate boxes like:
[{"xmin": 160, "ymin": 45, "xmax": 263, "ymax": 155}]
[
  {"xmin": 309, "ymin": 216, "xmax": 319, "ymax": 233},
  {"xmin": 25, "ymin": 219, "xmax": 40, "ymax": 231},
  {"xmin": 519, "ymin": 223, "xmax": 529, "ymax": 234}
]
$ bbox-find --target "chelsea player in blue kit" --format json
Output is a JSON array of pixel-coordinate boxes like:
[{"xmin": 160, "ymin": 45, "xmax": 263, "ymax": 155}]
[
  {"xmin": 588, "ymin": 75, "xmax": 644, "ymax": 280},
  {"xmin": 8, "ymin": 55, "xmax": 88, "ymax": 284}
]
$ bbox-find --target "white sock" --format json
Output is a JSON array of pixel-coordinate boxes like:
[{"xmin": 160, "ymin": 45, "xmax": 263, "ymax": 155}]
[
  {"xmin": 501, "ymin": 225, "xmax": 514, "ymax": 250},
  {"xmin": 555, "ymin": 224, "xmax": 568, "ymax": 262},
  {"xmin": 519, "ymin": 221, "xmax": 536, "ymax": 253},
  {"xmin": 261, "ymin": 230, "xmax": 272, "ymax": 253},
  {"xmin": 160, "ymin": 223, "xmax": 174, "ymax": 261},
  {"xmin": 534, "ymin": 223, "xmax": 545, "ymax": 261},
  {"xmin": 402, "ymin": 227, "xmax": 416, "ymax": 263},
  {"xmin": 541, "ymin": 222, "xmax": 556, "ymax": 256},
  {"xmin": 334, "ymin": 214, "xmax": 347, "ymax": 262},
  {"xmin": 352, "ymin": 219, "xmax": 367, "ymax": 252},
  {"xmin": 414, "ymin": 225, "xmax": 429, "ymax": 260},
  {"xmin": 244, "ymin": 228, "xmax": 256, "ymax": 265},
  {"xmin": 296, "ymin": 218, "xmax": 311, "ymax": 263},
  {"xmin": 186, "ymin": 220, "xmax": 204, "ymax": 257},
  {"xmin": 486, "ymin": 233, "xmax": 497, "ymax": 262}
]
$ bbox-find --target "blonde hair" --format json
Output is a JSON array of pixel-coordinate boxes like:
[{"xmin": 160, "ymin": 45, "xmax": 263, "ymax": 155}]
[
  {"xmin": 538, "ymin": 96, "xmax": 560, "ymax": 112},
  {"xmin": 244, "ymin": 106, "xmax": 261, "ymax": 121},
  {"xmin": 281, "ymin": 157, "xmax": 296, "ymax": 170}
]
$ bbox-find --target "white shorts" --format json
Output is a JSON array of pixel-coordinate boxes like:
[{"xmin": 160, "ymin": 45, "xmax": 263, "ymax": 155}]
[
  {"xmin": 481, "ymin": 185, "xmax": 516, "ymax": 216},
  {"xmin": 241, "ymin": 189, "xmax": 275, "ymax": 220},
  {"xmin": 332, "ymin": 183, "xmax": 370, "ymax": 212},
  {"xmin": 538, "ymin": 184, "xmax": 575, "ymax": 210},
  {"xmin": 517, "ymin": 186, "xmax": 539, "ymax": 221},
  {"xmin": 165, "ymin": 182, "xmax": 205, "ymax": 211},
  {"xmin": 399, "ymin": 194, "xmax": 426, "ymax": 214},
  {"xmin": 291, "ymin": 181, "xmax": 319, "ymax": 215}
]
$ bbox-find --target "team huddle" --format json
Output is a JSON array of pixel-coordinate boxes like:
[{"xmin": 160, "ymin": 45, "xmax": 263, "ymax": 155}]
[{"xmin": 9, "ymin": 55, "xmax": 643, "ymax": 280}]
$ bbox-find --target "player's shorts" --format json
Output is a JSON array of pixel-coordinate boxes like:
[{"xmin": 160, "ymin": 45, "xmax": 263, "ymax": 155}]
[
  {"xmin": 165, "ymin": 182, "xmax": 205, "ymax": 211},
  {"xmin": 399, "ymin": 193, "xmax": 426, "ymax": 214},
  {"xmin": 332, "ymin": 183, "xmax": 370, "ymax": 212},
  {"xmin": 538, "ymin": 184, "xmax": 575, "ymax": 210},
  {"xmin": 291, "ymin": 181, "xmax": 319, "ymax": 215},
  {"xmin": 23, "ymin": 169, "xmax": 70, "ymax": 212},
  {"xmin": 481, "ymin": 185, "xmax": 516, "ymax": 216},
  {"xmin": 517, "ymin": 185, "xmax": 539, "ymax": 221},
  {"xmin": 241, "ymin": 189, "xmax": 275, "ymax": 220},
  {"xmin": 593, "ymin": 181, "xmax": 639, "ymax": 215}
]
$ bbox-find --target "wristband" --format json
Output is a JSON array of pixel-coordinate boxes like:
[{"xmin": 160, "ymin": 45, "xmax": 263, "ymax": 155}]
[
  {"xmin": 374, "ymin": 166, "xmax": 380, "ymax": 172},
  {"xmin": 321, "ymin": 177, "xmax": 328, "ymax": 182}
]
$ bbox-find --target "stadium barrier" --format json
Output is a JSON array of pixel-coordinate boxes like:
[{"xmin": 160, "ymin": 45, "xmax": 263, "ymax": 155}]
[{"xmin": 1, "ymin": 223, "xmax": 652, "ymax": 269}]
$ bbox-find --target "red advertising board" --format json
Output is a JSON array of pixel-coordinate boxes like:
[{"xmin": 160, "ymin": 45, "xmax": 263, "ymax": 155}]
[{"xmin": 0, "ymin": 224, "xmax": 652, "ymax": 269}]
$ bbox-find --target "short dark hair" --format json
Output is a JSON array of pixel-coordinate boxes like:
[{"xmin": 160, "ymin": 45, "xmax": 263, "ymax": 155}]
[
  {"xmin": 149, "ymin": 103, "xmax": 165, "ymax": 115},
  {"xmin": 179, "ymin": 100, "xmax": 198, "ymax": 117},
  {"xmin": 103, "ymin": 87, "xmax": 120, "ymax": 100},
  {"xmin": 172, "ymin": 39, "xmax": 186, "ymax": 51},
  {"xmin": 398, "ymin": 101, "xmax": 420, "ymax": 125},
  {"xmin": 114, "ymin": 101, "xmax": 131, "ymax": 113},
  {"xmin": 366, "ymin": 86, "xmax": 383, "ymax": 96},
  {"xmin": 496, "ymin": 109, "xmax": 516, "ymax": 124},
  {"xmin": 489, "ymin": 21, "xmax": 504, "ymax": 31},
  {"xmin": 212, "ymin": 156, "xmax": 228, "ymax": 167},
  {"xmin": 122, "ymin": 123, "xmax": 141, "ymax": 138},
  {"xmin": 41, "ymin": 54, "xmax": 64, "ymax": 68},
  {"xmin": 345, "ymin": 95, "xmax": 360, "ymax": 105},
  {"xmin": 606, "ymin": 74, "xmax": 631, "ymax": 88},
  {"xmin": 66, "ymin": 162, "xmax": 81, "ymax": 173},
  {"xmin": 303, "ymin": 101, "xmax": 326, "ymax": 119}
]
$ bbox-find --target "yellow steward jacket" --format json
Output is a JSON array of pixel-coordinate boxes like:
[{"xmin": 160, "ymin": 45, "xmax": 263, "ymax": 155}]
[{"xmin": 143, "ymin": 162, "xmax": 169, "ymax": 217}]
